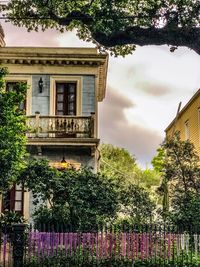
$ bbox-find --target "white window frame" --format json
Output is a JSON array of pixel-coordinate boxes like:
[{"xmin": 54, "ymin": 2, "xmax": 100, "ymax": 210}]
[
  {"xmin": 184, "ymin": 120, "xmax": 190, "ymax": 140},
  {"xmin": 5, "ymin": 75, "xmax": 32, "ymax": 115},
  {"xmin": 50, "ymin": 76, "xmax": 82, "ymax": 116}
]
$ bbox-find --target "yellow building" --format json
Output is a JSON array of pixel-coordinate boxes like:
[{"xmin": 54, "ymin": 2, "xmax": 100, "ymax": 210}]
[
  {"xmin": 165, "ymin": 89, "xmax": 200, "ymax": 157},
  {"xmin": 0, "ymin": 26, "xmax": 108, "ymax": 220}
]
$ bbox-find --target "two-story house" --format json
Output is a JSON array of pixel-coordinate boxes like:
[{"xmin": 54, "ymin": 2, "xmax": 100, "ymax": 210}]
[
  {"xmin": 165, "ymin": 89, "xmax": 200, "ymax": 158},
  {"xmin": 0, "ymin": 27, "xmax": 108, "ymax": 220}
]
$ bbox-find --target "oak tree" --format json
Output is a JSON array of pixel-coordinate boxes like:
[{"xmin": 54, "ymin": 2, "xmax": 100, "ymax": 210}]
[{"xmin": 2, "ymin": 0, "xmax": 200, "ymax": 56}]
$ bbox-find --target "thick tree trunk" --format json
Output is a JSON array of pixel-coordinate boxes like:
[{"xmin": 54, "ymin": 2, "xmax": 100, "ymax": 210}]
[{"xmin": 92, "ymin": 26, "xmax": 200, "ymax": 55}]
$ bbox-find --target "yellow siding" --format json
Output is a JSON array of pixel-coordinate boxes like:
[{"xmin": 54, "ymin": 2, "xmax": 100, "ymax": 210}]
[{"xmin": 166, "ymin": 95, "xmax": 200, "ymax": 156}]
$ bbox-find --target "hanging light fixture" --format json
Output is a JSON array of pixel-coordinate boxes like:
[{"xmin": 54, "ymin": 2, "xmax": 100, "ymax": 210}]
[{"xmin": 61, "ymin": 156, "xmax": 68, "ymax": 169}]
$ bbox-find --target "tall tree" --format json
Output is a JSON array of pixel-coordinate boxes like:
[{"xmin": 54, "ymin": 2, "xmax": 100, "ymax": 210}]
[
  {"xmin": 100, "ymin": 144, "xmax": 160, "ymax": 192},
  {"xmin": 0, "ymin": 67, "xmax": 27, "ymax": 192},
  {"xmin": 153, "ymin": 132, "xmax": 200, "ymax": 226},
  {"xmin": 100, "ymin": 144, "xmax": 139, "ymax": 184},
  {"xmin": 162, "ymin": 132, "xmax": 200, "ymax": 195},
  {"xmin": 3, "ymin": 0, "xmax": 200, "ymax": 55},
  {"xmin": 100, "ymin": 144, "xmax": 157, "ymax": 223}
]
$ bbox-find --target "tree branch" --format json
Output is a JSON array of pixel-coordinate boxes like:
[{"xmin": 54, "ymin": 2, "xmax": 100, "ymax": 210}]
[{"xmin": 91, "ymin": 26, "xmax": 200, "ymax": 55}]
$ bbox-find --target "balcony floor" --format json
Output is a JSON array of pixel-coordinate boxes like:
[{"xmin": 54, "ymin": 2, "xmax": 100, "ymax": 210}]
[{"xmin": 27, "ymin": 137, "xmax": 100, "ymax": 147}]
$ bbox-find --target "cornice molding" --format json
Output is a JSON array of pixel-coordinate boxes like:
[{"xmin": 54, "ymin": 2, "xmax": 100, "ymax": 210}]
[
  {"xmin": 0, "ymin": 47, "xmax": 108, "ymax": 101},
  {"xmin": 0, "ymin": 57, "xmax": 103, "ymax": 67}
]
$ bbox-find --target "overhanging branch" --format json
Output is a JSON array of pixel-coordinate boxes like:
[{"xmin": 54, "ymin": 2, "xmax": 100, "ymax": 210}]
[{"xmin": 91, "ymin": 26, "xmax": 200, "ymax": 55}]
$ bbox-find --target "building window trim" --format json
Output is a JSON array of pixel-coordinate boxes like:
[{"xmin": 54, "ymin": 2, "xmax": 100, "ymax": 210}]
[
  {"xmin": 184, "ymin": 119, "xmax": 190, "ymax": 140},
  {"xmin": 5, "ymin": 75, "xmax": 32, "ymax": 115},
  {"xmin": 50, "ymin": 76, "xmax": 82, "ymax": 116},
  {"xmin": 2, "ymin": 184, "xmax": 24, "ymax": 215}
]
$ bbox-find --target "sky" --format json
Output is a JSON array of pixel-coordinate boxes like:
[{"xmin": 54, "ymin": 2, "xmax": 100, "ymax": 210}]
[{"xmin": 2, "ymin": 21, "xmax": 200, "ymax": 168}]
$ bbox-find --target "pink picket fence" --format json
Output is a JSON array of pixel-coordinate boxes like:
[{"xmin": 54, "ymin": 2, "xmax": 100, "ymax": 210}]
[
  {"xmin": 0, "ymin": 233, "xmax": 13, "ymax": 267},
  {"xmin": 25, "ymin": 231, "xmax": 194, "ymax": 262}
]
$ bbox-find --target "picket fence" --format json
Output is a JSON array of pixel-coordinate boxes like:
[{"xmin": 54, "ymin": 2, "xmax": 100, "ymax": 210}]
[{"xmin": 1, "ymin": 224, "xmax": 200, "ymax": 266}]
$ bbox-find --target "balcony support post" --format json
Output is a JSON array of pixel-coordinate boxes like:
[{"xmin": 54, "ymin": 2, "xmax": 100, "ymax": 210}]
[
  {"xmin": 91, "ymin": 112, "xmax": 96, "ymax": 138},
  {"xmin": 35, "ymin": 111, "xmax": 40, "ymax": 137}
]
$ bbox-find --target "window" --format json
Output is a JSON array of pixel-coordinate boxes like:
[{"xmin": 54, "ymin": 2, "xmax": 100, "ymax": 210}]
[
  {"xmin": 56, "ymin": 82, "xmax": 77, "ymax": 115},
  {"xmin": 50, "ymin": 76, "xmax": 82, "ymax": 116},
  {"xmin": 184, "ymin": 120, "xmax": 190, "ymax": 140},
  {"xmin": 2, "ymin": 184, "xmax": 24, "ymax": 215},
  {"xmin": 6, "ymin": 81, "xmax": 26, "ymax": 112}
]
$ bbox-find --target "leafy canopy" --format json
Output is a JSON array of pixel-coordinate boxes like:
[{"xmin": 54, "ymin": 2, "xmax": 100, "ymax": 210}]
[
  {"xmin": 153, "ymin": 132, "xmax": 200, "ymax": 226},
  {"xmin": 20, "ymin": 159, "xmax": 119, "ymax": 231},
  {"xmin": 3, "ymin": 0, "xmax": 200, "ymax": 55},
  {"xmin": 20, "ymin": 157, "xmax": 155, "ymax": 229},
  {"xmin": 100, "ymin": 144, "xmax": 139, "ymax": 183},
  {"xmin": 0, "ymin": 67, "xmax": 27, "ymax": 192},
  {"xmin": 100, "ymin": 144, "xmax": 160, "ymax": 199}
]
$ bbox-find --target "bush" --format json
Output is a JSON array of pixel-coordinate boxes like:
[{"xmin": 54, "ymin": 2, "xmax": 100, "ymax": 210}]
[
  {"xmin": 23, "ymin": 258, "xmax": 200, "ymax": 267},
  {"xmin": 23, "ymin": 253, "xmax": 200, "ymax": 267},
  {"xmin": 0, "ymin": 211, "xmax": 26, "ymax": 233}
]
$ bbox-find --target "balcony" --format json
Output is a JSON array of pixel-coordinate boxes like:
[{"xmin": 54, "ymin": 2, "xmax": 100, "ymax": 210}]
[{"xmin": 26, "ymin": 113, "xmax": 98, "ymax": 147}]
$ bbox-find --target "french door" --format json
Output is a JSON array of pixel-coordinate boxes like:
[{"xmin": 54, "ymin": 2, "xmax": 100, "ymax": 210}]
[
  {"xmin": 56, "ymin": 82, "xmax": 76, "ymax": 115},
  {"xmin": 55, "ymin": 82, "xmax": 77, "ymax": 137}
]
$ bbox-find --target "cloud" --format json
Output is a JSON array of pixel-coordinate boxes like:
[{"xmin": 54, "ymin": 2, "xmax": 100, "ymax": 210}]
[
  {"xmin": 99, "ymin": 87, "xmax": 163, "ymax": 167},
  {"xmin": 2, "ymin": 22, "xmax": 60, "ymax": 46},
  {"xmin": 3, "ymin": 22, "xmax": 200, "ymax": 167},
  {"xmin": 56, "ymin": 31, "xmax": 95, "ymax": 47},
  {"xmin": 2, "ymin": 22, "xmax": 92, "ymax": 48},
  {"xmin": 134, "ymin": 81, "xmax": 171, "ymax": 96}
]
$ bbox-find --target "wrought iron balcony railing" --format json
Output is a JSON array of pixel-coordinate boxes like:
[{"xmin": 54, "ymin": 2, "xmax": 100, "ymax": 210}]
[{"xmin": 26, "ymin": 113, "xmax": 95, "ymax": 139}]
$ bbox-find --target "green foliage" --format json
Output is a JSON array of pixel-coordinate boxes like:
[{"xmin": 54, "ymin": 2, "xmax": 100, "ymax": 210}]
[
  {"xmin": 119, "ymin": 183, "xmax": 155, "ymax": 224},
  {"xmin": 151, "ymin": 147, "xmax": 165, "ymax": 173},
  {"xmin": 0, "ymin": 211, "xmax": 26, "ymax": 229},
  {"xmin": 0, "ymin": 67, "xmax": 27, "ymax": 192},
  {"xmin": 155, "ymin": 132, "xmax": 200, "ymax": 226},
  {"xmin": 100, "ymin": 144, "xmax": 139, "ymax": 184},
  {"xmin": 100, "ymin": 144, "xmax": 159, "ymax": 220},
  {"xmin": 162, "ymin": 132, "xmax": 200, "ymax": 196},
  {"xmin": 4, "ymin": 0, "xmax": 200, "ymax": 55},
  {"xmin": 19, "ymin": 158, "xmax": 61, "ymax": 206},
  {"xmin": 170, "ymin": 192, "xmax": 200, "ymax": 230},
  {"xmin": 23, "ymin": 253, "xmax": 200, "ymax": 267},
  {"xmin": 0, "ymin": 211, "xmax": 26, "ymax": 234},
  {"xmin": 20, "ymin": 156, "xmax": 155, "ymax": 228},
  {"xmin": 33, "ymin": 205, "xmax": 70, "ymax": 229},
  {"xmin": 20, "ymin": 159, "xmax": 119, "ymax": 231}
]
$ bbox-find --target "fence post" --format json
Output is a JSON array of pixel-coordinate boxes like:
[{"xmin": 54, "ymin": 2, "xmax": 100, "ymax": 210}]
[{"xmin": 12, "ymin": 224, "xmax": 26, "ymax": 267}]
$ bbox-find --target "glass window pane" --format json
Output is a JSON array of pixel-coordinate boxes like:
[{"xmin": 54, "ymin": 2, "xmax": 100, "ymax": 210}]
[
  {"xmin": 16, "ymin": 184, "xmax": 22, "ymax": 190},
  {"xmin": 57, "ymin": 94, "xmax": 64, "ymax": 101},
  {"xmin": 6, "ymin": 82, "xmax": 16, "ymax": 92},
  {"xmin": 69, "ymin": 103, "xmax": 74, "ymax": 110},
  {"xmin": 68, "ymin": 84, "xmax": 75, "ymax": 92},
  {"xmin": 57, "ymin": 111, "xmax": 64, "ymax": 115},
  {"xmin": 68, "ymin": 94, "xmax": 75, "ymax": 101},
  {"xmin": 15, "ymin": 202, "xmax": 22, "ymax": 211},
  {"xmin": 19, "ymin": 103, "xmax": 25, "ymax": 111},
  {"xmin": 57, "ymin": 84, "xmax": 64, "ymax": 93},
  {"xmin": 57, "ymin": 103, "xmax": 63, "ymax": 110},
  {"xmin": 15, "ymin": 191, "xmax": 22, "ymax": 201}
]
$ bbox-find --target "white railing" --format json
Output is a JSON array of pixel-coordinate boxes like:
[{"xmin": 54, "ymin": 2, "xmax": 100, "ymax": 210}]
[{"xmin": 26, "ymin": 113, "xmax": 95, "ymax": 138}]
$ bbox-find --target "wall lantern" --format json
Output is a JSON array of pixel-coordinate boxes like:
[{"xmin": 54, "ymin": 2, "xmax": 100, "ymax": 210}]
[
  {"xmin": 61, "ymin": 156, "xmax": 68, "ymax": 169},
  {"xmin": 38, "ymin": 77, "xmax": 44, "ymax": 93}
]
